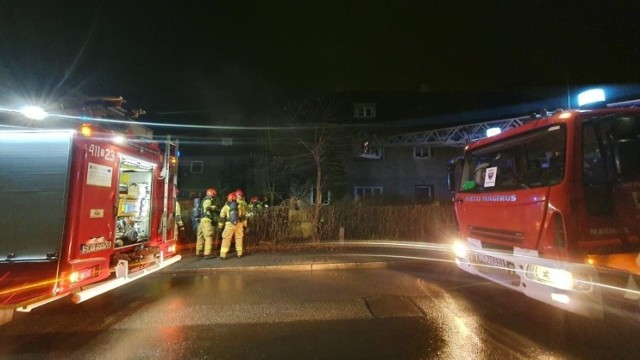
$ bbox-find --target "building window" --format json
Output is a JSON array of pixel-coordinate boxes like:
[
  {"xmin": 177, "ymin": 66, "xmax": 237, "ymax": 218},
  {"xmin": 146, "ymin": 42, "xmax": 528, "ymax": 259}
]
[
  {"xmin": 354, "ymin": 186, "xmax": 383, "ymax": 200},
  {"xmin": 190, "ymin": 160, "xmax": 203, "ymax": 174},
  {"xmin": 413, "ymin": 146, "xmax": 432, "ymax": 159},
  {"xmin": 353, "ymin": 103, "xmax": 376, "ymax": 118},
  {"xmin": 309, "ymin": 187, "xmax": 331, "ymax": 205},
  {"xmin": 359, "ymin": 141, "xmax": 383, "ymax": 159},
  {"xmin": 415, "ymin": 185, "xmax": 434, "ymax": 204}
]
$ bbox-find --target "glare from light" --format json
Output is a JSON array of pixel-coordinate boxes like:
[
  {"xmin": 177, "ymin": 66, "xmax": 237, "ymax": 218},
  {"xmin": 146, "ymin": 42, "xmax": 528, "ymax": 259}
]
[
  {"xmin": 69, "ymin": 271, "xmax": 79, "ymax": 283},
  {"xmin": 528, "ymin": 264, "xmax": 574, "ymax": 290},
  {"xmin": 551, "ymin": 293, "xmax": 570, "ymax": 304},
  {"xmin": 577, "ymin": 88, "xmax": 605, "ymax": 107},
  {"xmin": 19, "ymin": 106, "xmax": 47, "ymax": 120},
  {"xmin": 559, "ymin": 112, "xmax": 572, "ymax": 119},
  {"xmin": 486, "ymin": 127, "xmax": 501, "ymax": 137},
  {"xmin": 80, "ymin": 124, "xmax": 92, "ymax": 137},
  {"xmin": 452, "ymin": 240, "xmax": 467, "ymax": 258},
  {"xmin": 113, "ymin": 135, "xmax": 125, "ymax": 144}
]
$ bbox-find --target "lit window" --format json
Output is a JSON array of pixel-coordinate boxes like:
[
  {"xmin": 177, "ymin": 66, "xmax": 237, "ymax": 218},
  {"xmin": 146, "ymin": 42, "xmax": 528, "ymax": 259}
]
[
  {"xmin": 190, "ymin": 161, "xmax": 203, "ymax": 174},
  {"xmin": 413, "ymin": 146, "xmax": 432, "ymax": 159}
]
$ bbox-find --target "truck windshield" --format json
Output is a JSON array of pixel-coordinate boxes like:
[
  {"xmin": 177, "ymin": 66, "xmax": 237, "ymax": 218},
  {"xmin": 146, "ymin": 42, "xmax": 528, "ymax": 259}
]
[{"xmin": 458, "ymin": 125, "xmax": 566, "ymax": 192}]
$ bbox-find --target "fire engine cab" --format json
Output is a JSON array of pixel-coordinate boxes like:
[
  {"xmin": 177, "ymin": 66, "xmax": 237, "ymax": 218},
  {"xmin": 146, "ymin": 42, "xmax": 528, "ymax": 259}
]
[
  {"xmin": 450, "ymin": 96, "xmax": 640, "ymax": 318},
  {"xmin": 0, "ymin": 101, "xmax": 181, "ymax": 325}
]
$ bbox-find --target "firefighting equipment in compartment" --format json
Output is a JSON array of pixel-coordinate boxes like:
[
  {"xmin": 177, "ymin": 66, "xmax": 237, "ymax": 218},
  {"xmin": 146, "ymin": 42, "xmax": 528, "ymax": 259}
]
[{"xmin": 123, "ymin": 219, "xmax": 139, "ymax": 244}]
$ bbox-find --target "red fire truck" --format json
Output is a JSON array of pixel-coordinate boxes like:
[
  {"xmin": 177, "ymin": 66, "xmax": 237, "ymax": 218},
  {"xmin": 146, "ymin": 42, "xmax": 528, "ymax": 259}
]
[
  {"xmin": 0, "ymin": 119, "xmax": 181, "ymax": 325},
  {"xmin": 450, "ymin": 104, "xmax": 640, "ymax": 318}
]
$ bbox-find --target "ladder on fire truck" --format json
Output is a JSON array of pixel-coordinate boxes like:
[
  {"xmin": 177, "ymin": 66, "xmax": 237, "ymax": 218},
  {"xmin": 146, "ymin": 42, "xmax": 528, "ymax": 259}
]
[
  {"xmin": 370, "ymin": 98, "xmax": 640, "ymax": 148},
  {"xmin": 370, "ymin": 114, "xmax": 532, "ymax": 148}
]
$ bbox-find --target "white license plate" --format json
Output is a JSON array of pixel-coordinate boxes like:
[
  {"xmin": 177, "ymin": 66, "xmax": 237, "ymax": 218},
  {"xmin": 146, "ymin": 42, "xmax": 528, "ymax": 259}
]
[{"xmin": 475, "ymin": 253, "xmax": 507, "ymax": 268}]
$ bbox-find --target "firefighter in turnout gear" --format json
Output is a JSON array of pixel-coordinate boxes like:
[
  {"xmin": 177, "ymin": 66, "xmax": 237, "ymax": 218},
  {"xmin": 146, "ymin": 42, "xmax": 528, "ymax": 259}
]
[
  {"xmin": 235, "ymin": 189, "xmax": 248, "ymax": 222},
  {"xmin": 196, "ymin": 188, "xmax": 219, "ymax": 258},
  {"xmin": 173, "ymin": 186, "xmax": 185, "ymax": 241},
  {"xmin": 218, "ymin": 190, "xmax": 248, "ymax": 259},
  {"xmin": 248, "ymin": 196, "xmax": 260, "ymax": 215}
]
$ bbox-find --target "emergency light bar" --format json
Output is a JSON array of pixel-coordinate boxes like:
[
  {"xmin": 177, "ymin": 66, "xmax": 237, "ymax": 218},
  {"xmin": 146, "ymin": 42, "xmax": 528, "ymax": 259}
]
[{"xmin": 578, "ymin": 88, "xmax": 605, "ymax": 107}]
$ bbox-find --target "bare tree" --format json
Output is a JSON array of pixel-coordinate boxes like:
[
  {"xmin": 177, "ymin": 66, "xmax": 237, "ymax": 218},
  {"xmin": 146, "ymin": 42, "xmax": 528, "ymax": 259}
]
[
  {"xmin": 253, "ymin": 93, "xmax": 349, "ymax": 241},
  {"xmin": 281, "ymin": 93, "xmax": 350, "ymax": 242}
]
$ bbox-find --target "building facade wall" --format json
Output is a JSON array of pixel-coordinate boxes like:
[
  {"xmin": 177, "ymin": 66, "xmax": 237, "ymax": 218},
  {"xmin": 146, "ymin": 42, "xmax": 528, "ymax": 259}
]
[
  {"xmin": 178, "ymin": 146, "xmax": 462, "ymax": 204},
  {"xmin": 346, "ymin": 145, "xmax": 462, "ymax": 203},
  {"xmin": 177, "ymin": 154, "xmax": 255, "ymax": 199}
]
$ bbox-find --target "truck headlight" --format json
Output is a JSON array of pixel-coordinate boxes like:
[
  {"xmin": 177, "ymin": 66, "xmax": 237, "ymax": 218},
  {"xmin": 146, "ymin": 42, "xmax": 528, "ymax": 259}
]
[
  {"xmin": 526, "ymin": 265, "xmax": 573, "ymax": 290},
  {"xmin": 452, "ymin": 240, "xmax": 467, "ymax": 258}
]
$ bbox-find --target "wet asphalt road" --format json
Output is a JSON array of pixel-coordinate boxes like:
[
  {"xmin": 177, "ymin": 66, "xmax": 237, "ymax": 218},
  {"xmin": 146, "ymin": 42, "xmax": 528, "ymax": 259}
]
[{"xmin": 2, "ymin": 259, "xmax": 640, "ymax": 359}]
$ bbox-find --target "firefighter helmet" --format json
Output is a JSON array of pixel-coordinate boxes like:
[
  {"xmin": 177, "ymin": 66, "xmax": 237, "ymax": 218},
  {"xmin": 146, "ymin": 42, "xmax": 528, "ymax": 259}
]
[
  {"xmin": 235, "ymin": 189, "xmax": 244, "ymax": 198},
  {"xmin": 250, "ymin": 196, "xmax": 258, "ymax": 204},
  {"xmin": 206, "ymin": 188, "xmax": 217, "ymax": 197},
  {"xmin": 227, "ymin": 192, "xmax": 237, "ymax": 202}
]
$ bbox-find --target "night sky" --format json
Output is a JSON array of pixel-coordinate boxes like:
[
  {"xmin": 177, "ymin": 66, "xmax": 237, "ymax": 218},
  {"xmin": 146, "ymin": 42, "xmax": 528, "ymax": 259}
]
[{"xmin": 1, "ymin": 1, "xmax": 640, "ymax": 124}]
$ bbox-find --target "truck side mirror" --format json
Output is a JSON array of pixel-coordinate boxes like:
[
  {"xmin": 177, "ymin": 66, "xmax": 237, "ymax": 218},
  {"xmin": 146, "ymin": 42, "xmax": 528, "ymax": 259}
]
[{"xmin": 447, "ymin": 158, "xmax": 464, "ymax": 192}]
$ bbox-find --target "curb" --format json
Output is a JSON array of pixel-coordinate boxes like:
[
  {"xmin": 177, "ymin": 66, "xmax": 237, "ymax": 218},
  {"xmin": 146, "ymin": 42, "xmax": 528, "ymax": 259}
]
[{"xmin": 164, "ymin": 260, "xmax": 411, "ymax": 274}]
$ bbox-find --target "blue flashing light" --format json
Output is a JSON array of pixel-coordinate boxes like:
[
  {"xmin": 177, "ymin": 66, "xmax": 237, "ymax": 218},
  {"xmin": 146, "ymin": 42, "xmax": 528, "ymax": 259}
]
[{"xmin": 577, "ymin": 88, "xmax": 605, "ymax": 107}]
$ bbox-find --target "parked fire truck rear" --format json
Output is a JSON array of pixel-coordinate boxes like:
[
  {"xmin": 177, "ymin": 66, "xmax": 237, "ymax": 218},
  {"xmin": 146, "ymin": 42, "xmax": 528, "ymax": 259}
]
[
  {"xmin": 450, "ymin": 105, "xmax": 640, "ymax": 318},
  {"xmin": 0, "ymin": 119, "xmax": 181, "ymax": 325}
]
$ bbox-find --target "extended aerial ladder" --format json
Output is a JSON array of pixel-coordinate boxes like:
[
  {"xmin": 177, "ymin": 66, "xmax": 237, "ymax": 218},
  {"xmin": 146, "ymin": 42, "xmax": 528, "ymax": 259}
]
[
  {"xmin": 372, "ymin": 115, "xmax": 531, "ymax": 148},
  {"xmin": 368, "ymin": 98, "xmax": 640, "ymax": 149}
]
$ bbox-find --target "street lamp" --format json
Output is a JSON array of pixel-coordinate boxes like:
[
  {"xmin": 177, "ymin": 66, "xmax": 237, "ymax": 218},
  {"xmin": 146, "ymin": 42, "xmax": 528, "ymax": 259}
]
[{"xmin": 19, "ymin": 105, "xmax": 48, "ymax": 120}]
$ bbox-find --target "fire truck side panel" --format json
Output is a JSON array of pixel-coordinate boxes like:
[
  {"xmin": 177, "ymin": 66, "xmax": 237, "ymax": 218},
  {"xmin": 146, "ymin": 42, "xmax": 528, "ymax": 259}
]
[
  {"xmin": 0, "ymin": 131, "xmax": 73, "ymax": 305},
  {"xmin": 149, "ymin": 158, "xmax": 165, "ymax": 245},
  {"xmin": 73, "ymin": 137, "xmax": 119, "ymax": 260},
  {"xmin": 57, "ymin": 136, "xmax": 122, "ymax": 292},
  {"xmin": 572, "ymin": 115, "xmax": 640, "ymax": 255}
]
